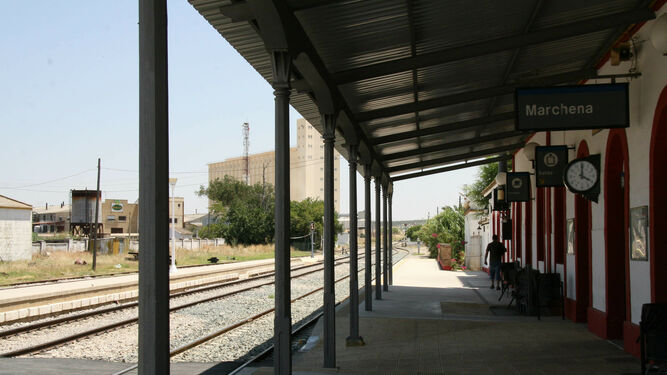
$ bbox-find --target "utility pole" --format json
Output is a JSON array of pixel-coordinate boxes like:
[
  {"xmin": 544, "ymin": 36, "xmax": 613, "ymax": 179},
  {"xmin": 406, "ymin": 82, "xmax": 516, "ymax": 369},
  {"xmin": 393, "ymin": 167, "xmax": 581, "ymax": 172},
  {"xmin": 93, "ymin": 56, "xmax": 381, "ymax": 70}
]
[
  {"xmin": 92, "ymin": 158, "xmax": 101, "ymax": 271},
  {"xmin": 310, "ymin": 221, "xmax": 314, "ymax": 258}
]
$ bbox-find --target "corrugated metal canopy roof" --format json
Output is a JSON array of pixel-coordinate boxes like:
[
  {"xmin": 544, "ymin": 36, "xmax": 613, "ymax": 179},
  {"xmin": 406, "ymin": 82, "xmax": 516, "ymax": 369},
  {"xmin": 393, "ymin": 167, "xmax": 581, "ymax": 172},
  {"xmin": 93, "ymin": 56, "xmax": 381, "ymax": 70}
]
[{"xmin": 189, "ymin": 0, "xmax": 655, "ymax": 182}]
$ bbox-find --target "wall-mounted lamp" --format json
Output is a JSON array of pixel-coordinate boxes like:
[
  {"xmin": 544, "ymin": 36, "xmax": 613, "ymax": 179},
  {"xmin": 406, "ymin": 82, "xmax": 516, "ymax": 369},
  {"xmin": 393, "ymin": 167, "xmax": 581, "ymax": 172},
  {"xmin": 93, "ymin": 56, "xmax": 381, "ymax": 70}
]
[
  {"xmin": 523, "ymin": 142, "xmax": 539, "ymax": 170},
  {"xmin": 650, "ymin": 13, "xmax": 667, "ymax": 56}
]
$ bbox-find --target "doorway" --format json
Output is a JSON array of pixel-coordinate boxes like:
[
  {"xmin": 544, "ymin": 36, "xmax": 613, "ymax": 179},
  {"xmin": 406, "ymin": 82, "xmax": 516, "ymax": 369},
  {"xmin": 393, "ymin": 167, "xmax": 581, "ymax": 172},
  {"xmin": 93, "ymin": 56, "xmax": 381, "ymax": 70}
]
[
  {"xmin": 650, "ymin": 85, "xmax": 667, "ymax": 303},
  {"xmin": 604, "ymin": 129, "xmax": 629, "ymax": 340}
]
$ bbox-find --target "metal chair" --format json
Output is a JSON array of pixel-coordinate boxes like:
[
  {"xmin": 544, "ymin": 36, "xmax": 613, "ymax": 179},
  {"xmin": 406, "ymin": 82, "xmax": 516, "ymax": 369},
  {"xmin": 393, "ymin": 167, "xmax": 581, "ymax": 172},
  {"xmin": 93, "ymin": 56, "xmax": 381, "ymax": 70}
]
[{"xmin": 535, "ymin": 273, "xmax": 564, "ymax": 320}]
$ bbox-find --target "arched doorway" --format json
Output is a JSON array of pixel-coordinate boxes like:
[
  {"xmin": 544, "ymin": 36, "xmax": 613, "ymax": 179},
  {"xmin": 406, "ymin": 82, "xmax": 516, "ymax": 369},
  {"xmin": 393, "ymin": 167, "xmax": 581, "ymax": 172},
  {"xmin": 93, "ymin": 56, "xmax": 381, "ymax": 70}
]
[
  {"xmin": 574, "ymin": 140, "xmax": 592, "ymax": 322},
  {"xmin": 650, "ymin": 85, "xmax": 667, "ymax": 303},
  {"xmin": 604, "ymin": 129, "xmax": 630, "ymax": 340}
]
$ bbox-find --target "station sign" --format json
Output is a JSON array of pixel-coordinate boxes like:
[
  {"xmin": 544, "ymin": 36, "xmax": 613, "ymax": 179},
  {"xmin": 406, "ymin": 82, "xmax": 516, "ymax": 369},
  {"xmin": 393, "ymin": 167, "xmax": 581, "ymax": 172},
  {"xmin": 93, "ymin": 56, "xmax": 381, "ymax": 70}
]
[
  {"xmin": 535, "ymin": 146, "xmax": 568, "ymax": 187},
  {"xmin": 515, "ymin": 83, "xmax": 629, "ymax": 131},
  {"xmin": 506, "ymin": 172, "xmax": 531, "ymax": 202}
]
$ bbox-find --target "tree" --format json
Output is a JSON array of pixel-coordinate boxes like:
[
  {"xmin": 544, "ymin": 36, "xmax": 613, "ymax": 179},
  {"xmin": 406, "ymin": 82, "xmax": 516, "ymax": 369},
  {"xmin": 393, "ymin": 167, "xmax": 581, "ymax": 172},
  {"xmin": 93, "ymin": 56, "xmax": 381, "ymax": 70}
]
[
  {"xmin": 290, "ymin": 198, "xmax": 343, "ymax": 249},
  {"xmin": 417, "ymin": 205, "xmax": 465, "ymax": 259},
  {"xmin": 405, "ymin": 225, "xmax": 421, "ymax": 241},
  {"xmin": 197, "ymin": 176, "xmax": 274, "ymax": 246}
]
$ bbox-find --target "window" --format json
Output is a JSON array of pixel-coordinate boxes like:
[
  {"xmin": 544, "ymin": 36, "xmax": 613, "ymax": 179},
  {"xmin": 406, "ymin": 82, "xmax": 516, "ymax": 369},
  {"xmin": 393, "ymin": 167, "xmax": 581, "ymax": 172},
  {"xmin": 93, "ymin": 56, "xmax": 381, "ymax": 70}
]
[
  {"xmin": 177, "ymin": 204, "xmax": 180, "ymax": 208},
  {"xmin": 119, "ymin": 216, "xmax": 127, "ymax": 222},
  {"xmin": 111, "ymin": 228, "xmax": 124, "ymax": 234},
  {"xmin": 107, "ymin": 215, "xmax": 116, "ymax": 221},
  {"xmin": 170, "ymin": 218, "xmax": 178, "ymax": 224}
]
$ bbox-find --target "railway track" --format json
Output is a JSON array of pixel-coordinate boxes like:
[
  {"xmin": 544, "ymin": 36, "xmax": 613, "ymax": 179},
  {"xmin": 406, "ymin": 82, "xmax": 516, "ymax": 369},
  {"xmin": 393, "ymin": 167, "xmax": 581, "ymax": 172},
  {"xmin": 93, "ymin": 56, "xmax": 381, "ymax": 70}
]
[
  {"xmin": 0, "ymin": 261, "xmax": 231, "ymax": 290},
  {"xmin": 0, "ymin": 252, "xmax": 367, "ymax": 357},
  {"xmin": 0, "ymin": 256, "xmax": 332, "ymax": 325},
  {"xmin": 1, "ymin": 245, "xmax": 409, "ymax": 373}
]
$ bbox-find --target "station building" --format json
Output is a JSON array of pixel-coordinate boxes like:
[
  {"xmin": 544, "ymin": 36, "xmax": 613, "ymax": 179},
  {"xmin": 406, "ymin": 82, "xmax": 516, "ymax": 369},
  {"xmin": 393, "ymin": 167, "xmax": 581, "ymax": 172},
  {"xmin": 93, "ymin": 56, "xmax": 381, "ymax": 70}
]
[{"xmin": 471, "ymin": 5, "xmax": 667, "ymax": 357}]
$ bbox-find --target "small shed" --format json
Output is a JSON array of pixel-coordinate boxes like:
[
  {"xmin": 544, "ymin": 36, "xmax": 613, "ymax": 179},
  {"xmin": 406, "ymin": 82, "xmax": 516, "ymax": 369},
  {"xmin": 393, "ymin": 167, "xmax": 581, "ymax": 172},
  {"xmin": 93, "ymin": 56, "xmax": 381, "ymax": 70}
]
[{"xmin": 0, "ymin": 195, "xmax": 33, "ymax": 261}]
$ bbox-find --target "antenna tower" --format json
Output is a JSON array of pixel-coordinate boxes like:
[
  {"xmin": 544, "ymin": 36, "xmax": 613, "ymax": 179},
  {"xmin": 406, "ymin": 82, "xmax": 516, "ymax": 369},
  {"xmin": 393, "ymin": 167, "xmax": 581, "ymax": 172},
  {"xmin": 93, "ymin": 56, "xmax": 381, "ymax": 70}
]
[{"xmin": 242, "ymin": 122, "xmax": 250, "ymax": 185}]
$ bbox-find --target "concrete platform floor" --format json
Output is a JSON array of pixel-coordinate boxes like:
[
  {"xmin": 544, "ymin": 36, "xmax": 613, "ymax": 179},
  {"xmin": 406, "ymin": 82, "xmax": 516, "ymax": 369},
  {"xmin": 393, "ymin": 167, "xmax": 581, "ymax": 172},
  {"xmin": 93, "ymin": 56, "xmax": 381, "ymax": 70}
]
[{"xmin": 249, "ymin": 248, "xmax": 641, "ymax": 375}]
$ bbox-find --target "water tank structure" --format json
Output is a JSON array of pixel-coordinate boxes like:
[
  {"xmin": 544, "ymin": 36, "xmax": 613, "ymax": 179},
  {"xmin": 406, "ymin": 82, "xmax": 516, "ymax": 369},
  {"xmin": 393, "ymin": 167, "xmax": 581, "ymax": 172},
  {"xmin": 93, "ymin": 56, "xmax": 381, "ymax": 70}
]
[{"xmin": 70, "ymin": 189, "xmax": 101, "ymax": 236}]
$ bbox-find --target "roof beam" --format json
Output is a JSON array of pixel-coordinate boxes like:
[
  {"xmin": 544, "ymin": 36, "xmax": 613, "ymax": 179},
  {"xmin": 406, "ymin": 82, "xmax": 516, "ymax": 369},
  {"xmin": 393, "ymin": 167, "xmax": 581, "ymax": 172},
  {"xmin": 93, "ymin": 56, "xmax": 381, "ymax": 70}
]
[
  {"xmin": 261, "ymin": 0, "xmax": 386, "ymax": 174},
  {"xmin": 381, "ymin": 130, "xmax": 525, "ymax": 161},
  {"xmin": 332, "ymin": 9, "xmax": 655, "ymax": 84},
  {"xmin": 387, "ymin": 142, "xmax": 524, "ymax": 173},
  {"xmin": 355, "ymin": 68, "xmax": 597, "ymax": 122},
  {"xmin": 392, "ymin": 155, "xmax": 511, "ymax": 182},
  {"xmin": 372, "ymin": 111, "xmax": 515, "ymax": 145}
]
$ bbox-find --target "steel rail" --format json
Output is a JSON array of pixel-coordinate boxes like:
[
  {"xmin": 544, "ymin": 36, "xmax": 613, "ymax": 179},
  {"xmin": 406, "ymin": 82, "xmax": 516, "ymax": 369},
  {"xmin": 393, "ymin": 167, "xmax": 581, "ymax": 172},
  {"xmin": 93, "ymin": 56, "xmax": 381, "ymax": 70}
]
[
  {"xmin": 112, "ymin": 245, "xmax": 409, "ymax": 375},
  {"xmin": 0, "ymin": 257, "xmax": 341, "ymax": 337},
  {"xmin": 0, "ymin": 255, "xmax": 361, "ymax": 357}
]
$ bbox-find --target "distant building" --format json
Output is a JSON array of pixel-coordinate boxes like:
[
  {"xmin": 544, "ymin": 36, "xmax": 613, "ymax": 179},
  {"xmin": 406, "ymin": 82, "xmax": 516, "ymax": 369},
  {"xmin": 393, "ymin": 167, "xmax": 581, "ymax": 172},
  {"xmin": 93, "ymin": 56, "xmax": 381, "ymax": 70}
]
[
  {"xmin": 101, "ymin": 199, "xmax": 138, "ymax": 235},
  {"xmin": 0, "ymin": 195, "xmax": 33, "ymax": 261},
  {"xmin": 100, "ymin": 197, "xmax": 182, "ymax": 235},
  {"xmin": 32, "ymin": 202, "xmax": 70, "ymax": 234},
  {"xmin": 208, "ymin": 118, "xmax": 340, "ymax": 212},
  {"xmin": 169, "ymin": 197, "xmax": 185, "ymax": 229}
]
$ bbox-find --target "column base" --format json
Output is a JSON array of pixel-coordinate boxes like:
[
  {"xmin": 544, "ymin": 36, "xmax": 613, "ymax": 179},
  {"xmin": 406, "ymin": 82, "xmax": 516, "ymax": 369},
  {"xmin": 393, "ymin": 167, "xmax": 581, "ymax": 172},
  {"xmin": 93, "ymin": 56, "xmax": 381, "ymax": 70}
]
[{"xmin": 346, "ymin": 336, "xmax": 365, "ymax": 347}]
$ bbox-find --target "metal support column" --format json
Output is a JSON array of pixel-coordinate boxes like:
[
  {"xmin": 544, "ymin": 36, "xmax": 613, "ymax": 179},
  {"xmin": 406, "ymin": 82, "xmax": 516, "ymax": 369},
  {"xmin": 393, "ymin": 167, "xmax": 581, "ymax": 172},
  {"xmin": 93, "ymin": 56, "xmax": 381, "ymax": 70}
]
[
  {"xmin": 346, "ymin": 145, "xmax": 364, "ymax": 346},
  {"xmin": 388, "ymin": 190, "xmax": 393, "ymax": 285},
  {"xmin": 322, "ymin": 113, "xmax": 337, "ymax": 368},
  {"xmin": 364, "ymin": 166, "xmax": 372, "ymax": 311},
  {"xmin": 138, "ymin": 0, "xmax": 170, "ymax": 373},
  {"xmin": 374, "ymin": 177, "xmax": 382, "ymax": 300},
  {"xmin": 271, "ymin": 50, "xmax": 292, "ymax": 375},
  {"xmin": 383, "ymin": 188, "xmax": 389, "ymax": 292}
]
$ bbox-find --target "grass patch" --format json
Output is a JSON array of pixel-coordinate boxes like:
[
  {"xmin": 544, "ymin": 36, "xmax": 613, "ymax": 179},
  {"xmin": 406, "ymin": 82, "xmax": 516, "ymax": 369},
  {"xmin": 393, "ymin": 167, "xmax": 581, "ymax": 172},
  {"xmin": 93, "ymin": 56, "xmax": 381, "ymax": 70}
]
[{"xmin": 0, "ymin": 244, "xmax": 311, "ymax": 286}]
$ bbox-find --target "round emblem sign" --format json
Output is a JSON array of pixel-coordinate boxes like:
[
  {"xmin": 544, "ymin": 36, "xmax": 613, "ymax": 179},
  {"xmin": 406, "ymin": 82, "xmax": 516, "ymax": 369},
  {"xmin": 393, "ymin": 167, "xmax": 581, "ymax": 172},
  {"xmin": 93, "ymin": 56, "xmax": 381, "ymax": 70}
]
[
  {"xmin": 511, "ymin": 177, "xmax": 523, "ymax": 189},
  {"xmin": 544, "ymin": 152, "xmax": 559, "ymax": 167}
]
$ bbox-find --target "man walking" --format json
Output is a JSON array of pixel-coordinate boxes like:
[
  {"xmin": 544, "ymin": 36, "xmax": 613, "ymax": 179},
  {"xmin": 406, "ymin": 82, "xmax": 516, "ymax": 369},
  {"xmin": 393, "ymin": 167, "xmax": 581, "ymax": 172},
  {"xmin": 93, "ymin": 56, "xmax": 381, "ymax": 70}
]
[{"xmin": 484, "ymin": 234, "xmax": 507, "ymax": 290}]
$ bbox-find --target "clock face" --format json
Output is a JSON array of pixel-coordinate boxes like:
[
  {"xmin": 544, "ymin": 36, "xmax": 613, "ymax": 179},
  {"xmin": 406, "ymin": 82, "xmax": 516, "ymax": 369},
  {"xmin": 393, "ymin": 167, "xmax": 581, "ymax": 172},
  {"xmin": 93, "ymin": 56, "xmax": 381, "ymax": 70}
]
[{"xmin": 564, "ymin": 160, "xmax": 598, "ymax": 193}]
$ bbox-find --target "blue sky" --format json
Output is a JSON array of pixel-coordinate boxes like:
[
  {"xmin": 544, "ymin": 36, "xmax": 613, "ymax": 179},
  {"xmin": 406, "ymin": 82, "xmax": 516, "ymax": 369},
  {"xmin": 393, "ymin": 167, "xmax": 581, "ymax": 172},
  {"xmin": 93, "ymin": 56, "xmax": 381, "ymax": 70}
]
[{"xmin": 0, "ymin": 0, "xmax": 477, "ymax": 221}]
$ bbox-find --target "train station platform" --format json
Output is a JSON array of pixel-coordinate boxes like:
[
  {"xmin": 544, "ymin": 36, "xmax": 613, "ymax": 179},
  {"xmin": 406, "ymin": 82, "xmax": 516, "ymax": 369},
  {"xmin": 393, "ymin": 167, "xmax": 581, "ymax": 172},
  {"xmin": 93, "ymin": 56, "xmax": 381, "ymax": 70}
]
[
  {"xmin": 248, "ymin": 247, "xmax": 641, "ymax": 375},
  {"xmin": 0, "ymin": 248, "xmax": 642, "ymax": 374}
]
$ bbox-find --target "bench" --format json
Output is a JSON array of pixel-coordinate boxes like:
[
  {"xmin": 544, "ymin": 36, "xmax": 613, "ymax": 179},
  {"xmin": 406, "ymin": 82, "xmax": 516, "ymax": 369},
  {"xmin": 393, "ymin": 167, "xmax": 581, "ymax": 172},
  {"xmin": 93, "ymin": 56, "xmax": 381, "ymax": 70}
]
[{"xmin": 127, "ymin": 251, "xmax": 139, "ymax": 261}]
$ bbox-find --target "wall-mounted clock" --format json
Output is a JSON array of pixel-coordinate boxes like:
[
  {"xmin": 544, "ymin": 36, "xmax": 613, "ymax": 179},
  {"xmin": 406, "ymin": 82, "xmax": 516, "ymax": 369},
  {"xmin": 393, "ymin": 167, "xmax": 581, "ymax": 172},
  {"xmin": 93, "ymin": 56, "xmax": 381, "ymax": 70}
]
[{"xmin": 563, "ymin": 155, "xmax": 601, "ymax": 202}]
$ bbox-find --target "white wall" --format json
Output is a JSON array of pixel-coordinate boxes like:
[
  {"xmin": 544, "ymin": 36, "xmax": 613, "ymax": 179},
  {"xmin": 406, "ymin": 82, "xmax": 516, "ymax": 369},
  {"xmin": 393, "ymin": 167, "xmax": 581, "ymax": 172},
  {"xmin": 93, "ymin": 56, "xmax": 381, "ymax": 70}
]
[
  {"xmin": 521, "ymin": 4, "xmax": 667, "ymax": 324},
  {"xmin": 0, "ymin": 208, "xmax": 32, "ymax": 261}
]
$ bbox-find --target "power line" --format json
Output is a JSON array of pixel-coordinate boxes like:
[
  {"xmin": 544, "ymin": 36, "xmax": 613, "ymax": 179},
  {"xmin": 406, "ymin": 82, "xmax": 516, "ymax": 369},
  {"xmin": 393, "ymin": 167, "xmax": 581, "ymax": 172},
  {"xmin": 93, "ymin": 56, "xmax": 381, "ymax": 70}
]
[{"xmin": 0, "ymin": 169, "xmax": 95, "ymax": 189}]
